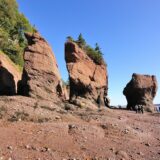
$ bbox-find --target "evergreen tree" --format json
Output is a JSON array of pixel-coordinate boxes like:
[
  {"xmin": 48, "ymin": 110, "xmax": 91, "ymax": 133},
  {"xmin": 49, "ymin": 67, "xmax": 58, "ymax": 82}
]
[
  {"xmin": 95, "ymin": 43, "xmax": 103, "ymax": 55},
  {"xmin": 66, "ymin": 36, "xmax": 74, "ymax": 42},
  {"xmin": 66, "ymin": 34, "xmax": 104, "ymax": 65},
  {"xmin": 77, "ymin": 33, "xmax": 86, "ymax": 48}
]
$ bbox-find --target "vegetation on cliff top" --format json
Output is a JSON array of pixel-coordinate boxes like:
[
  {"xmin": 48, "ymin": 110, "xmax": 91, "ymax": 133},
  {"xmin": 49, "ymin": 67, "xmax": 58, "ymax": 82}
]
[
  {"xmin": 67, "ymin": 34, "xmax": 104, "ymax": 65},
  {"xmin": 0, "ymin": 0, "xmax": 35, "ymax": 67}
]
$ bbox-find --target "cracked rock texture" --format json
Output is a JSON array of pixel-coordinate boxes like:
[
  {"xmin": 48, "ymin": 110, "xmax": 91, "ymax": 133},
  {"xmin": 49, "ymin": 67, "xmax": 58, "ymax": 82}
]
[
  {"xmin": 65, "ymin": 41, "xmax": 108, "ymax": 106},
  {"xmin": 18, "ymin": 32, "xmax": 62, "ymax": 102}
]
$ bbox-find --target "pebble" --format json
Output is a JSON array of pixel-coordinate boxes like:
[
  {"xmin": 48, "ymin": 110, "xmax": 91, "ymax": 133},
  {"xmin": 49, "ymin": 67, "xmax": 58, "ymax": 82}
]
[
  {"xmin": 124, "ymin": 129, "xmax": 129, "ymax": 134},
  {"xmin": 7, "ymin": 146, "xmax": 13, "ymax": 150},
  {"xmin": 110, "ymin": 147, "xmax": 115, "ymax": 152},
  {"xmin": 112, "ymin": 124, "xmax": 118, "ymax": 127},
  {"xmin": 137, "ymin": 152, "xmax": 144, "ymax": 156},
  {"xmin": 101, "ymin": 124, "xmax": 107, "ymax": 129},
  {"xmin": 118, "ymin": 117, "xmax": 122, "ymax": 120},
  {"xmin": 55, "ymin": 116, "xmax": 61, "ymax": 120},
  {"xmin": 145, "ymin": 143, "xmax": 151, "ymax": 147},
  {"xmin": 68, "ymin": 124, "xmax": 76, "ymax": 130},
  {"xmin": 32, "ymin": 146, "xmax": 38, "ymax": 151},
  {"xmin": 25, "ymin": 145, "xmax": 31, "ymax": 149},
  {"xmin": 40, "ymin": 147, "xmax": 50, "ymax": 152},
  {"xmin": 115, "ymin": 150, "xmax": 129, "ymax": 159}
]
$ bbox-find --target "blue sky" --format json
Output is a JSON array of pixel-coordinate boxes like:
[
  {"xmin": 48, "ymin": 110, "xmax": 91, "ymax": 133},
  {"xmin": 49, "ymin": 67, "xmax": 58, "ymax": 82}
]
[{"xmin": 17, "ymin": 0, "xmax": 160, "ymax": 105}]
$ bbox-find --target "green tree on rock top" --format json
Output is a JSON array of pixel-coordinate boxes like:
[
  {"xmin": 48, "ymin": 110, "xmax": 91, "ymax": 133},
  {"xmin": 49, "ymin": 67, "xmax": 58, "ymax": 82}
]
[{"xmin": 76, "ymin": 33, "xmax": 86, "ymax": 48}]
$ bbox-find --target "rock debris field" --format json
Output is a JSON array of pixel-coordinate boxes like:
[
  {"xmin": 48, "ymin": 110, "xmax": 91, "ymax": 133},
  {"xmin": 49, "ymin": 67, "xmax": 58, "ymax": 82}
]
[{"xmin": 0, "ymin": 96, "xmax": 159, "ymax": 160}]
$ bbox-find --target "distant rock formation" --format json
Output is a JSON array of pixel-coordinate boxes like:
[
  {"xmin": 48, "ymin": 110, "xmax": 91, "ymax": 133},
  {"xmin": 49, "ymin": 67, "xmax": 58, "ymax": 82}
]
[
  {"xmin": 65, "ymin": 41, "xmax": 108, "ymax": 107},
  {"xmin": 123, "ymin": 73, "xmax": 158, "ymax": 111},
  {"xmin": 0, "ymin": 53, "xmax": 21, "ymax": 95},
  {"xmin": 18, "ymin": 32, "xmax": 62, "ymax": 101}
]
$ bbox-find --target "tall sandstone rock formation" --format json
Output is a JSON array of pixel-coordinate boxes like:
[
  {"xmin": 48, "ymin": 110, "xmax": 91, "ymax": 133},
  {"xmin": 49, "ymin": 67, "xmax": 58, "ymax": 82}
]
[
  {"xmin": 123, "ymin": 73, "xmax": 158, "ymax": 111},
  {"xmin": 65, "ymin": 41, "xmax": 108, "ymax": 107},
  {"xmin": 18, "ymin": 32, "xmax": 62, "ymax": 101}
]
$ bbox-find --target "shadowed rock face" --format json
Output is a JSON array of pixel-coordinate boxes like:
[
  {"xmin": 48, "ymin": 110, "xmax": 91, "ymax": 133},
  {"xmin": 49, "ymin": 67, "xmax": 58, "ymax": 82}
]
[
  {"xmin": 0, "ymin": 66, "xmax": 16, "ymax": 95},
  {"xmin": 123, "ymin": 73, "xmax": 158, "ymax": 111},
  {"xmin": 65, "ymin": 41, "xmax": 108, "ymax": 106},
  {"xmin": 0, "ymin": 53, "xmax": 21, "ymax": 95},
  {"xmin": 18, "ymin": 32, "xmax": 62, "ymax": 101}
]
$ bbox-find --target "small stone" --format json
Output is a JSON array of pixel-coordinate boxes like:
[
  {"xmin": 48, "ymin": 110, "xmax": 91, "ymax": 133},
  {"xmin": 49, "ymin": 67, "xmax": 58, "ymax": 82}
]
[
  {"xmin": 123, "ymin": 128, "xmax": 130, "ymax": 134},
  {"xmin": 68, "ymin": 124, "xmax": 76, "ymax": 130},
  {"xmin": 0, "ymin": 157, "xmax": 4, "ymax": 160},
  {"xmin": 145, "ymin": 143, "xmax": 151, "ymax": 147},
  {"xmin": 56, "ymin": 115, "xmax": 60, "ymax": 119},
  {"xmin": 101, "ymin": 124, "xmax": 107, "ymax": 129},
  {"xmin": 116, "ymin": 150, "xmax": 129, "ymax": 159},
  {"xmin": 40, "ymin": 147, "xmax": 48, "ymax": 152},
  {"xmin": 25, "ymin": 145, "xmax": 31, "ymax": 149},
  {"xmin": 137, "ymin": 152, "xmax": 144, "ymax": 156},
  {"xmin": 31, "ymin": 146, "xmax": 37, "ymax": 151},
  {"xmin": 111, "ymin": 124, "xmax": 118, "ymax": 127},
  {"xmin": 118, "ymin": 117, "xmax": 122, "ymax": 120},
  {"xmin": 7, "ymin": 146, "xmax": 13, "ymax": 150},
  {"xmin": 110, "ymin": 147, "xmax": 115, "ymax": 152},
  {"xmin": 81, "ymin": 147, "xmax": 87, "ymax": 150}
]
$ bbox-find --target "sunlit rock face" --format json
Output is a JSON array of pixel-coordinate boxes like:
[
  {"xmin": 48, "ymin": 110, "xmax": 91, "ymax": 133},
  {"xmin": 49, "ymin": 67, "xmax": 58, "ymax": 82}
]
[
  {"xmin": 65, "ymin": 41, "xmax": 108, "ymax": 106},
  {"xmin": 18, "ymin": 32, "xmax": 62, "ymax": 102}
]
